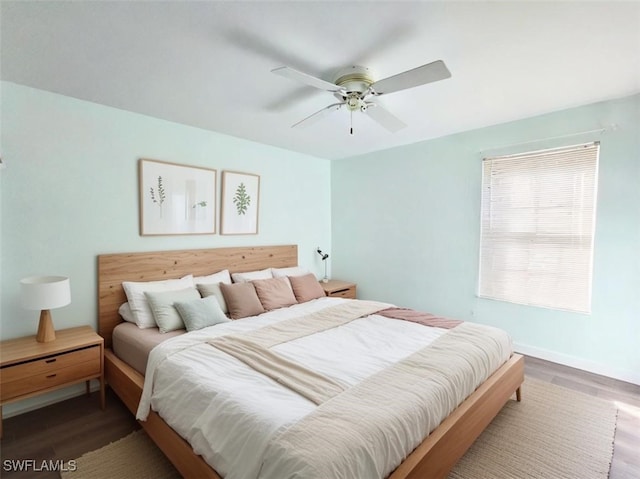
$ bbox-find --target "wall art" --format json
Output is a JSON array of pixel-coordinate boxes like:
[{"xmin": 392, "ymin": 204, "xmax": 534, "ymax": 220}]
[
  {"xmin": 139, "ymin": 159, "xmax": 216, "ymax": 235},
  {"xmin": 220, "ymin": 170, "xmax": 260, "ymax": 235}
]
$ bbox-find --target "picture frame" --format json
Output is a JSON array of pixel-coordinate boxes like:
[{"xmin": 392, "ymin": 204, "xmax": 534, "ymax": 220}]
[
  {"xmin": 139, "ymin": 159, "xmax": 216, "ymax": 236},
  {"xmin": 220, "ymin": 170, "xmax": 260, "ymax": 235}
]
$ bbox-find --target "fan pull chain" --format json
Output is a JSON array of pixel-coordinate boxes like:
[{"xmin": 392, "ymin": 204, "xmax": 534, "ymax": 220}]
[{"xmin": 350, "ymin": 109, "xmax": 354, "ymax": 135}]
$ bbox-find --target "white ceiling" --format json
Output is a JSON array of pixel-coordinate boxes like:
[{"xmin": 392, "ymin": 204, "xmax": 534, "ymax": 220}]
[{"xmin": 2, "ymin": 1, "xmax": 639, "ymax": 160}]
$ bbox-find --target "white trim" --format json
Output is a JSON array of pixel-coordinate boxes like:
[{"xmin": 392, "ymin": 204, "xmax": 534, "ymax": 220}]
[{"xmin": 514, "ymin": 341, "xmax": 640, "ymax": 386}]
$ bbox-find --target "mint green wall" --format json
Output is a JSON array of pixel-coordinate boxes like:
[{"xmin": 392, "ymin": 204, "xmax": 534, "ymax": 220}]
[
  {"xmin": 0, "ymin": 82, "xmax": 331, "ymax": 412},
  {"xmin": 1, "ymin": 81, "xmax": 638, "ymax": 420},
  {"xmin": 332, "ymin": 94, "xmax": 640, "ymax": 384}
]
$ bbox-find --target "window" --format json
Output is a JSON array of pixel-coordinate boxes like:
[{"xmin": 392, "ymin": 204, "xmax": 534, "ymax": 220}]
[{"xmin": 478, "ymin": 142, "xmax": 599, "ymax": 313}]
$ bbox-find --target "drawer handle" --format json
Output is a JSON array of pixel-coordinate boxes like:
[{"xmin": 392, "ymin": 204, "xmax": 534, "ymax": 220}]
[
  {"xmin": 334, "ymin": 288, "xmax": 349, "ymax": 293},
  {"xmin": 45, "ymin": 358, "xmax": 57, "ymax": 364},
  {"xmin": 46, "ymin": 374, "xmax": 57, "ymax": 379}
]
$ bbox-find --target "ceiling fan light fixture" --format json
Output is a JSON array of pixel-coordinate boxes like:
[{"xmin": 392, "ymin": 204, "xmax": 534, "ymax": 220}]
[
  {"xmin": 334, "ymin": 66, "xmax": 374, "ymax": 94},
  {"xmin": 345, "ymin": 94, "xmax": 364, "ymax": 111}
]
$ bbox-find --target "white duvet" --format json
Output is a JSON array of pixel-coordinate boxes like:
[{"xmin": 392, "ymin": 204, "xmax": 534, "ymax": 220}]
[{"xmin": 137, "ymin": 297, "xmax": 511, "ymax": 479}]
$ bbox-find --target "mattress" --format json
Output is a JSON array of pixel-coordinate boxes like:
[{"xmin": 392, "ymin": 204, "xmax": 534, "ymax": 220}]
[
  {"xmin": 136, "ymin": 297, "xmax": 513, "ymax": 479},
  {"xmin": 112, "ymin": 322, "xmax": 184, "ymax": 374}
]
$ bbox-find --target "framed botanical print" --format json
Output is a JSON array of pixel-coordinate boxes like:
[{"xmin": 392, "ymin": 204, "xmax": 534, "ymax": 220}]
[
  {"xmin": 139, "ymin": 159, "xmax": 216, "ymax": 235},
  {"xmin": 220, "ymin": 170, "xmax": 260, "ymax": 235}
]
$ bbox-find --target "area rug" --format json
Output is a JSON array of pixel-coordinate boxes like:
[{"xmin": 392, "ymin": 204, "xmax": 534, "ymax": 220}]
[
  {"xmin": 63, "ymin": 378, "xmax": 617, "ymax": 479},
  {"xmin": 447, "ymin": 378, "xmax": 617, "ymax": 479}
]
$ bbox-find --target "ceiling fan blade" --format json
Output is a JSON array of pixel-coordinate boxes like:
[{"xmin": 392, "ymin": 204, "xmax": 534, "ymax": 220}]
[
  {"xmin": 292, "ymin": 103, "xmax": 344, "ymax": 129},
  {"xmin": 370, "ymin": 60, "xmax": 451, "ymax": 95},
  {"xmin": 272, "ymin": 66, "xmax": 344, "ymax": 93},
  {"xmin": 364, "ymin": 103, "xmax": 407, "ymax": 133}
]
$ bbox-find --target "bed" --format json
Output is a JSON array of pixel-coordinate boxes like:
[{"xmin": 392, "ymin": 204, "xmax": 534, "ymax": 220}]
[{"xmin": 98, "ymin": 244, "xmax": 524, "ymax": 479}]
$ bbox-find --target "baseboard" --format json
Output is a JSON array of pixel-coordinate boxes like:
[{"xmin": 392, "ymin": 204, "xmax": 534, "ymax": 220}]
[
  {"xmin": 1, "ymin": 381, "xmax": 102, "ymax": 419},
  {"xmin": 514, "ymin": 342, "xmax": 640, "ymax": 386}
]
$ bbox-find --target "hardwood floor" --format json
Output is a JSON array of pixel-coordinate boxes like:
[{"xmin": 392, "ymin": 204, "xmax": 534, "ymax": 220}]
[
  {"xmin": 524, "ymin": 356, "xmax": 640, "ymax": 479},
  {"xmin": 1, "ymin": 356, "xmax": 638, "ymax": 478},
  {"xmin": 0, "ymin": 388, "xmax": 140, "ymax": 479}
]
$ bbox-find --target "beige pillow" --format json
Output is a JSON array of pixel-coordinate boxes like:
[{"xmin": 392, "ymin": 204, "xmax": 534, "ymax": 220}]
[
  {"xmin": 289, "ymin": 273, "xmax": 326, "ymax": 303},
  {"xmin": 252, "ymin": 277, "xmax": 298, "ymax": 311},
  {"xmin": 219, "ymin": 282, "xmax": 265, "ymax": 319}
]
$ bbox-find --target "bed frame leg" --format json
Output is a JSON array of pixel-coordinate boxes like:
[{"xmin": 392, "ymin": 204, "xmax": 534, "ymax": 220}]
[{"xmin": 516, "ymin": 386, "xmax": 522, "ymax": 402}]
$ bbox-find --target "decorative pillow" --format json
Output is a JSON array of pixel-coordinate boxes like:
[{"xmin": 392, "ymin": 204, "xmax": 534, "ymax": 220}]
[
  {"xmin": 118, "ymin": 302, "xmax": 136, "ymax": 323},
  {"xmin": 272, "ymin": 266, "xmax": 309, "ymax": 278},
  {"xmin": 196, "ymin": 282, "xmax": 230, "ymax": 314},
  {"xmin": 252, "ymin": 277, "xmax": 298, "ymax": 311},
  {"xmin": 289, "ymin": 273, "xmax": 326, "ymax": 303},
  {"xmin": 145, "ymin": 287, "xmax": 201, "ymax": 333},
  {"xmin": 175, "ymin": 296, "xmax": 231, "ymax": 332},
  {"xmin": 122, "ymin": 275, "xmax": 194, "ymax": 328},
  {"xmin": 193, "ymin": 269, "xmax": 232, "ymax": 286},
  {"xmin": 219, "ymin": 282, "xmax": 265, "ymax": 319},
  {"xmin": 231, "ymin": 268, "xmax": 273, "ymax": 283}
]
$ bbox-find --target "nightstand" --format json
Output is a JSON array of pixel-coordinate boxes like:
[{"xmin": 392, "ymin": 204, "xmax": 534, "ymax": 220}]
[
  {"xmin": 0, "ymin": 326, "xmax": 104, "ymax": 438},
  {"xmin": 321, "ymin": 279, "xmax": 357, "ymax": 299}
]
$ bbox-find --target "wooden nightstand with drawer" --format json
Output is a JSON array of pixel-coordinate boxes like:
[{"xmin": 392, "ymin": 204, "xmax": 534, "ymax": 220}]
[
  {"xmin": 321, "ymin": 279, "xmax": 357, "ymax": 299},
  {"xmin": 0, "ymin": 326, "xmax": 104, "ymax": 437}
]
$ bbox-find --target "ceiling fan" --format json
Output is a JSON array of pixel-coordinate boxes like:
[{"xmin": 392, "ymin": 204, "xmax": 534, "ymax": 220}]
[{"xmin": 271, "ymin": 60, "xmax": 451, "ymax": 135}]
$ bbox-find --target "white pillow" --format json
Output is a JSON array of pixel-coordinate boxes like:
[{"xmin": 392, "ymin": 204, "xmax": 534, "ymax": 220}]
[
  {"xmin": 272, "ymin": 266, "xmax": 309, "ymax": 278},
  {"xmin": 118, "ymin": 302, "xmax": 136, "ymax": 323},
  {"xmin": 122, "ymin": 275, "xmax": 194, "ymax": 328},
  {"xmin": 193, "ymin": 269, "xmax": 232, "ymax": 285},
  {"xmin": 231, "ymin": 268, "xmax": 273, "ymax": 283}
]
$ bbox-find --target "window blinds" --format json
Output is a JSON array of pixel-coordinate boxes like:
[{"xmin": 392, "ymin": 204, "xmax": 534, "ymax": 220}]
[{"xmin": 478, "ymin": 142, "xmax": 599, "ymax": 313}]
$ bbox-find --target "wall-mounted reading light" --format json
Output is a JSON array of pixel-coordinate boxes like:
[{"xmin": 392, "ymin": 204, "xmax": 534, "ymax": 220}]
[{"xmin": 316, "ymin": 247, "xmax": 329, "ymax": 283}]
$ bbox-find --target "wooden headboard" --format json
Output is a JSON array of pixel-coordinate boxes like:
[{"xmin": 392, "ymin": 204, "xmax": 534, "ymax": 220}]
[{"xmin": 97, "ymin": 245, "xmax": 298, "ymax": 348}]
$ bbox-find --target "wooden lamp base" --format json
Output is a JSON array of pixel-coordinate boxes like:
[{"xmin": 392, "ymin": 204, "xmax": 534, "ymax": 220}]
[{"xmin": 36, "ymin": 309, "xmax": 56, "ymax": 343}]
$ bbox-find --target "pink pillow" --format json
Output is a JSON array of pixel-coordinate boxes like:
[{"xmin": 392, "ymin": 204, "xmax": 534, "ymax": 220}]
[
  {"xmin": 252, "ymin": 277, "xmax": 298, "ymax": 311},
  {"xmin": 288, "ymin": 274, "xmax": 326, "ymax": 303},
  {"xmin": 219, "ymin": 282, "xmax": 265, "ymax": 319}
]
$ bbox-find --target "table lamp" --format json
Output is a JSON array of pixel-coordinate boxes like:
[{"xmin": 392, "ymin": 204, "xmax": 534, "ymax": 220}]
[{"xmin": 20, "ymin": 276, "xmax": 71, "ymax": 343}]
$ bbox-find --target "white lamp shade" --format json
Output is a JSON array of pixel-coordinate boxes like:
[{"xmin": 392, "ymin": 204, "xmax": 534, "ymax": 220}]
[{"xmin": 20, "ymin": 276, "xmax": 71, "ymax": 311}]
